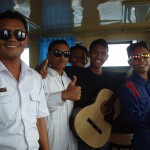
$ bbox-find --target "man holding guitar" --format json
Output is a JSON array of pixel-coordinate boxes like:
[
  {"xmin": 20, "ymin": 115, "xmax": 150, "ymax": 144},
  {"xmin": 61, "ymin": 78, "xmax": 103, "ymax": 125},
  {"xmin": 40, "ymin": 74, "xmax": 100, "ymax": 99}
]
[
  {"xmin": 66, "ymin": 39, "xmax": 126, "ymax": 150},
  {"xmin": 38, "ymin": 39, "xmax": 126, "ymax": 150}
]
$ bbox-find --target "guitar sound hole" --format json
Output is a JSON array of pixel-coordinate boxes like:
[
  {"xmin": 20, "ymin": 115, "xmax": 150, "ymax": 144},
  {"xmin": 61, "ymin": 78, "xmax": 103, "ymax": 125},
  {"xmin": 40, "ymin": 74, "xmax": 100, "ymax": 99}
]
[{"xmin": 101, "ymin": 101, "xmax": 112, "ymax": 115}]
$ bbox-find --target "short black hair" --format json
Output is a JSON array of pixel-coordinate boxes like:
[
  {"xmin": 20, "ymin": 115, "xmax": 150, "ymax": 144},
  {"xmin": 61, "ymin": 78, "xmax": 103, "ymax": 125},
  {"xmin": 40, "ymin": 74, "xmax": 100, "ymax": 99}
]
[
  {"xmin": 127, "ymin": 41, "xmax": 149, "ymax": 58},
  {"xmin": 70, "ymin": 44, "xmax": 88, "ymax": 56},
  {"xmin": 0, "ymin": 10, "xmax": 28, "ymax": 33},
  {"xmin": 48, "ymin": 39, "xmax": 69, "ymax": 53},
  {"xmin": 89, "ymin": 39, "xmax": 108, "ymax": 52}
]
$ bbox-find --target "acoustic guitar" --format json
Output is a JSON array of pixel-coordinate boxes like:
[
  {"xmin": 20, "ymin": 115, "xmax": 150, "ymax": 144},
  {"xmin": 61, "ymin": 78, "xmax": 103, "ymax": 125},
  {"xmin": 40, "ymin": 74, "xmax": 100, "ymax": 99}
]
[{"xmin": 70, "ymin": 88, "xmax": 121, "ymax": 148}]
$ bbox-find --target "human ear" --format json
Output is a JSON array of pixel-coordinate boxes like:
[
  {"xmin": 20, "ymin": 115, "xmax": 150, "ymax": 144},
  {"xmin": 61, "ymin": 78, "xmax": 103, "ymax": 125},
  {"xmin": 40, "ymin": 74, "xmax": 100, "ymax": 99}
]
[
  {"xmin": 105, "ymin": 54, "xmax": 109, "ymax": 61},
  {"xmin": 128, "ymin": 60, "xmax": 131, "ymax": 66}
]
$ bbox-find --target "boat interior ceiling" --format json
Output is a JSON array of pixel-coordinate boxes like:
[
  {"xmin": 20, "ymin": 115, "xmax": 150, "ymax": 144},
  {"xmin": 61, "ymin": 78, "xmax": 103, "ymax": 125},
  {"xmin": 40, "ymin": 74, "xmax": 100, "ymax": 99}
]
[{"xmin": 1, "ymin": 0, "xmax": 150, "ymax": 36}]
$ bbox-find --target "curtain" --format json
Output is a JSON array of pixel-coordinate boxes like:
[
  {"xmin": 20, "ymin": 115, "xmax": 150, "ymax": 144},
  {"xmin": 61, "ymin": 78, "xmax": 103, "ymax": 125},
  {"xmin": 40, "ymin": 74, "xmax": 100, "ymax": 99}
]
[{"xmin": 38, "ymin": 36, "xmax": 75, "ymax": 64}]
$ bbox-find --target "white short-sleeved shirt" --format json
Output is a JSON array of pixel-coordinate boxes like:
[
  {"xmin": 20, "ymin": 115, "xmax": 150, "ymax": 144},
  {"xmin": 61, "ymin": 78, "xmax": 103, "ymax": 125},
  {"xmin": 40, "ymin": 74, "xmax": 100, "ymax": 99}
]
[
  {"xmin": 43, "ymin": 67, "xmax": 77, "ymax": 150},
  {"xmin": 0, "ymin": 61, "xmax": 49, "ymax": 150}
]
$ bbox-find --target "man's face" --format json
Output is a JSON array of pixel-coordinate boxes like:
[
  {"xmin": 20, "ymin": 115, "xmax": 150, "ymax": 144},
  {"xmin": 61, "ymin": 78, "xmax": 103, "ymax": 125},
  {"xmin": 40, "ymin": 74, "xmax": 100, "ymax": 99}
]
[
  {"xmin": 0, "ymin": 18, "xmax": 28, "ymax": 61},
  {"xmin": 47, "ymin": 43, "xmax": 69, "ymax": 73},
  {"xmin": 128, "ymin": 46, "xmax": 150, "ymax": 74},
  {"xmin": 89, "ymin": 45, "xmax": 108, "ymax": 69},
  {"xmin": 69, "ymin": 49, "xmax": 87, "ymax": 67}
]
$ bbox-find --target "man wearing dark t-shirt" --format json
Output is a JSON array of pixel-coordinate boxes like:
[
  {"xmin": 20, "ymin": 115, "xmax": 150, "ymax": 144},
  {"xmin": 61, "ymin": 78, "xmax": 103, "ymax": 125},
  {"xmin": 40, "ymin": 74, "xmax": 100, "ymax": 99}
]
[{"xmin": 65, "ymin": 66, "xmax": 125, "ymax": 109}]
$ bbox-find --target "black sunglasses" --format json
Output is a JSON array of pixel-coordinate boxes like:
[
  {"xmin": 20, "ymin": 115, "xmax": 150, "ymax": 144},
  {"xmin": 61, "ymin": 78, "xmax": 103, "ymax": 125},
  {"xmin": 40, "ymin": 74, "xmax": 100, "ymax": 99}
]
[
  {"xmin": 0, "ymin": 29, "xmax": 26, "ymax": 41},
  {"xmin": 50, "ymin": 50, "xmax": 70, "ymax": 58},
  {"xmin": 129, "ymin": 53, "xmax": 150, "ymax": 61}
]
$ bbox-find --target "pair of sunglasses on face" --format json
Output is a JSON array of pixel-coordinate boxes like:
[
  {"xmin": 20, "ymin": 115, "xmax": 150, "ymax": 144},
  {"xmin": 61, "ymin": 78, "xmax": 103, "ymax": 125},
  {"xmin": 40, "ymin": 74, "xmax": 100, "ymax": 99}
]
[
  {"xmin": 0, "ymin": 29, "xmax": 26, "ymax": 41},
  {"xmin": 129, "ymin": 53, "xmax": 150, "ymax": 61},
  {"xmin": 49, "ymin": 50, "xmax": 70, "ymax": 58}
]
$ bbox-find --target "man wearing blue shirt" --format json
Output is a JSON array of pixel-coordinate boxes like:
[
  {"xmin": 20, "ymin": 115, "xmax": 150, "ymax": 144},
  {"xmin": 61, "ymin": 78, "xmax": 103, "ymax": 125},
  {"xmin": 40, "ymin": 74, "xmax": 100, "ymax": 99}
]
[{"xmin": 120, "ymin": 41, "xmax": 150, "ymax": 150}]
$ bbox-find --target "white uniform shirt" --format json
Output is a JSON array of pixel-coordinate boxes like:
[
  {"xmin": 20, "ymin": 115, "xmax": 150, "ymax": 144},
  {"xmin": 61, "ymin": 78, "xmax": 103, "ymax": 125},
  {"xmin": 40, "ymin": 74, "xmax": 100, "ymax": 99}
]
[
  {"xmin": 0, "ymin": 61, "xmax": 49, "ymax": 150},
  {"xmin": 43, "ymin": 67, "xmax": 77, "ymax": 150}
]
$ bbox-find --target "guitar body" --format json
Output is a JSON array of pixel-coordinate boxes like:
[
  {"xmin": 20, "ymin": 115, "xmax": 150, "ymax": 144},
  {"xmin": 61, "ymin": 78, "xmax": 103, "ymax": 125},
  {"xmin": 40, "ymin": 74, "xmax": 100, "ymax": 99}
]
[{"xmin": 70, "ymin": 88, "xmax": 121, "ymax": 148}]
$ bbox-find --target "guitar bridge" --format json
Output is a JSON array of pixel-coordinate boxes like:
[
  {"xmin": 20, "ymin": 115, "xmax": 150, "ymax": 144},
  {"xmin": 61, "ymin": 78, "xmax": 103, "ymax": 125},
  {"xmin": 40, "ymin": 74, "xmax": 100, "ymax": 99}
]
[{"xmin": 87, "ymin": 118, "xmax": 102, "ymax": 134}]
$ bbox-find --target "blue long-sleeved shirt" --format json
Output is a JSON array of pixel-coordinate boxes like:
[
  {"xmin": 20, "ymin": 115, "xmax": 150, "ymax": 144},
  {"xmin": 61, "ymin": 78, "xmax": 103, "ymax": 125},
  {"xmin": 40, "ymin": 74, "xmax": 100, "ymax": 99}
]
[{"xmin": 120, "ymin": 70, "xmax": 150, "ymax": 150}]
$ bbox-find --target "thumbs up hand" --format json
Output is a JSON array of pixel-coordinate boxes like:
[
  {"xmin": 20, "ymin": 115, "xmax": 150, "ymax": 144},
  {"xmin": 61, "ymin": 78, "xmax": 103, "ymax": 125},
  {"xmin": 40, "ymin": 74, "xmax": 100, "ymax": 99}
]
[
  {"xmin": 62, "ymin": 76, "xmax": 81, "ymax": 101},
  {"xmin": 38, "ymin": 59, "xmax": 49, "ymax": 79},
  {"xmin": 42, "ymin": 58, "xmax": 49, "ymax": 70},
  {"xmin": 68, "ymin": 75, "xmax": 77, "ymax": 86}
]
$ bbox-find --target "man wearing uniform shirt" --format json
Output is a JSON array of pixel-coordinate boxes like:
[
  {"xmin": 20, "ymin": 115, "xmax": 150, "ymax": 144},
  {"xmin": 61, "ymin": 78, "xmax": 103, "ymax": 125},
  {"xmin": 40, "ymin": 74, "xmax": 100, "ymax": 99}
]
[{"xmin": 0, "ymin": 10, "xmax": 49, "ymax": 150}]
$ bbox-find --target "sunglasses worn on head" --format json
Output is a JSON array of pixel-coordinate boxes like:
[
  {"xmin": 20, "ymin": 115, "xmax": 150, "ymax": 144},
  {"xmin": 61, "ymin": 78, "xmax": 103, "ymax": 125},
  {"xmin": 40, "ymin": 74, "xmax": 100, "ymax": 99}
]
[
  {"xmin": 50, "ymin": 50, "xmax": 70, "ymax": 58},
  {"xmin": 129, "ymin": 53, "xmax": 150, "ymax": 61},
  {"xmin": 0, "ymin": 29, "xmax": 26, "ymax": 41}
]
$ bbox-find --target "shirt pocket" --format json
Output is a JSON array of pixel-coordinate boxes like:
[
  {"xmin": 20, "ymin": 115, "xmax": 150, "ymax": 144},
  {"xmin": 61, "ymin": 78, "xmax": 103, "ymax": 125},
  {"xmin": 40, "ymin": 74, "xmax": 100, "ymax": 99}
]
[
  {"xmin": 0, "ymin": 90, "xmax": 15, "ymax": 124},
  {"xmin": 0, "ymin": 91, "xmax": 12, "ymax": 104},
  {"xmin": 28, "ymin": 92, "xmax": 41, "ymax": 121}
]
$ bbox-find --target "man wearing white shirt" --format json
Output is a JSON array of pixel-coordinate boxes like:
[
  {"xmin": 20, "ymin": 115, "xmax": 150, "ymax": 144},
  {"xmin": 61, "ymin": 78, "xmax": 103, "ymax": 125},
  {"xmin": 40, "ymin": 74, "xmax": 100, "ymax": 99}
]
[
  {"xmin": 0, "ymin": 10, "xmax": 49, "ymax": 150},
  {"xmin": 43, "ymin": 40, "xmax": 81, "ymax": 150}
]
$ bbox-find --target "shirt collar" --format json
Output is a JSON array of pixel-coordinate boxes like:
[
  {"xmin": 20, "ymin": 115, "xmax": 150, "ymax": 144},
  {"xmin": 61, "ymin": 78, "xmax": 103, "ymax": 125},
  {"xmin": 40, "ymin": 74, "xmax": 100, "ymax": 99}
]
[
  {"xmin": 0, "ymin": 61, "xmax": 7, "ymax": 72},
  {"xmin": 0, "ymin": 60, "xmax": 32, "ymax": 73},
  {"xmin": 47, "ymin": 67, "xmax": 67, "ymax": 77},
  {"xmin": 132, "ymin": 70, "xmax": 149, "ymax": 84}
]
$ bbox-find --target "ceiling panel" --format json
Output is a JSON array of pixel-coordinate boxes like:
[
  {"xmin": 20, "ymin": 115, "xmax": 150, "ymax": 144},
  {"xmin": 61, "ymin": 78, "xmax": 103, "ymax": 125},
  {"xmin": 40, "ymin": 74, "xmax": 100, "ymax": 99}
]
[{"xmin": 1, "ymin": 0, "xmax": 150, "ymax": 34}]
